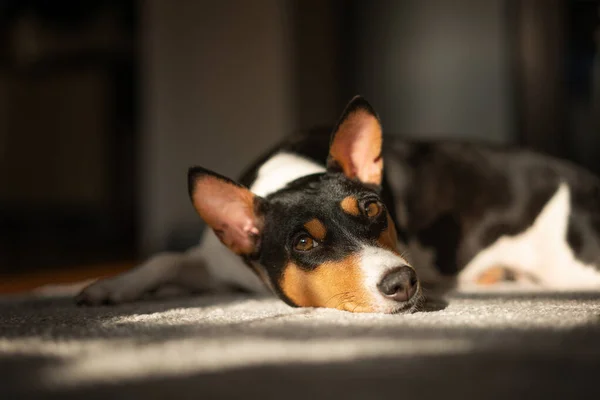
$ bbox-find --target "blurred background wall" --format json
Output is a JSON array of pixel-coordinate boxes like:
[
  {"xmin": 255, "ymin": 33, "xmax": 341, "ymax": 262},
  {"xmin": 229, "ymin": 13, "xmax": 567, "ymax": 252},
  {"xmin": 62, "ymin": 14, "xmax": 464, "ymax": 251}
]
[
  {"xmin": 349, "ymin": 0, "xmax": 515, "ymax": 144},
  {"xmin": 139, "ymin": 0, "xmax": 293, "ymax": 255},
  {"xmin": 0, "ymin": 0, "xmax": 598, "ymax": 282}
]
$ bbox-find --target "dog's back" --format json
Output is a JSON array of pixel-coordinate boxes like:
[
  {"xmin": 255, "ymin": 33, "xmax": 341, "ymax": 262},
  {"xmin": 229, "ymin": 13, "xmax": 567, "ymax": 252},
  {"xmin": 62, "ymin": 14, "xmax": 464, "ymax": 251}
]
[{"xmin": 237, "ymin": 129, "xmax": 600, "ymax": 289}]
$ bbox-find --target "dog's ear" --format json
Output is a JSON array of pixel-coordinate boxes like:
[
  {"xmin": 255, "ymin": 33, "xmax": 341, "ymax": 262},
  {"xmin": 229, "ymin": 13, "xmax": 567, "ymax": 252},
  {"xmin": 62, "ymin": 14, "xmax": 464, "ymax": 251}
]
[
  {"xmin": 327, "ymin": 96, "xmax": 383, "ymax": 186},
  {"xmin": 188, "ymin": 167, "xmax": 265, "ymax": 255}
]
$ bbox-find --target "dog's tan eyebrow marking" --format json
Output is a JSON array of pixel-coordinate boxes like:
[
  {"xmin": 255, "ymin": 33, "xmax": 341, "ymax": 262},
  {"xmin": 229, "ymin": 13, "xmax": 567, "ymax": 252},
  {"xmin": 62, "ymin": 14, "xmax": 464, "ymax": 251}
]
[
  {"xmin": 340, "ymin": 196, "xmax": 360, "ymax": 216},
  {"xmin": 304, "ymin": 218, "xmax": 327, "ymax": 241}
]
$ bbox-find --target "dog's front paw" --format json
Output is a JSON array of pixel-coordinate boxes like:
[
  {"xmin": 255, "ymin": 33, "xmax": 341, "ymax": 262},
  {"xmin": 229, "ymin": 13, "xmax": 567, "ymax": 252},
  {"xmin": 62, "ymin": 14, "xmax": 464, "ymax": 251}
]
[{"xmin": 75, "ymin": 277, "xmax": 143, "ymax": 306}]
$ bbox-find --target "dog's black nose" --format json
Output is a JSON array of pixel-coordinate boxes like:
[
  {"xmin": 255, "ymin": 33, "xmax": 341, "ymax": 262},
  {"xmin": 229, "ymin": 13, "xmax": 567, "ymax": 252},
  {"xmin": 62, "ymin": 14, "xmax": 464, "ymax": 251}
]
[{"xmin": 377, "ymin": 266, "xmax": 418, "ymax": 302}]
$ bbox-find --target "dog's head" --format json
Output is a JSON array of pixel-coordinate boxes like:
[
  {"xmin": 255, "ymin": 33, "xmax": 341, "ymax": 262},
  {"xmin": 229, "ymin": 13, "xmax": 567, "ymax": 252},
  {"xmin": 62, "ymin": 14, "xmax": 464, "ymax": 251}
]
[{"xmin": 188, "ymin": 96, "xmax": 422, "ymax": 313}]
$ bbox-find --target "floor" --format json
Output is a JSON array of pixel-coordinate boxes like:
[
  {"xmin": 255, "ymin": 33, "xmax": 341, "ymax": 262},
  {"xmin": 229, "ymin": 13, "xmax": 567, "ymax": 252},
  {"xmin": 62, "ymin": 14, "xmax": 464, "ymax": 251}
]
[
  {"xmin": 0, "ymin": 263, "xmax": 134, "ymax": 294},
  {"xmin": 1, "ymin": 288, "xmax": 600, "ymax": 399}
]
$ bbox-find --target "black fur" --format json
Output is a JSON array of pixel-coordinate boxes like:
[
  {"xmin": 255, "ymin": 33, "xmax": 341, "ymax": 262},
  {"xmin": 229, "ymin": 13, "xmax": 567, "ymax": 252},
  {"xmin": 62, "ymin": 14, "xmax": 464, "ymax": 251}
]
[{"xmin": 384, "ymin": 140, "xmax": 600, "ymax": 273}]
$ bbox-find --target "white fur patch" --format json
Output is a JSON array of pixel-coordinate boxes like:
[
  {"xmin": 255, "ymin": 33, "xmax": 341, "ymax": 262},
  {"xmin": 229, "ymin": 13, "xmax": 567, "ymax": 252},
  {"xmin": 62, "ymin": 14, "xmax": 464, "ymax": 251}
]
[
  {"xmin": 459, "ymin": 183, "xmax": 600, "ymax": 289},
  {"xmin": 250, "ymin": 152, "xmax": 326, "ymax": 197},
  {"xmin": 359, "ymin": 246, "xmax": 416, "ymax": 312}
]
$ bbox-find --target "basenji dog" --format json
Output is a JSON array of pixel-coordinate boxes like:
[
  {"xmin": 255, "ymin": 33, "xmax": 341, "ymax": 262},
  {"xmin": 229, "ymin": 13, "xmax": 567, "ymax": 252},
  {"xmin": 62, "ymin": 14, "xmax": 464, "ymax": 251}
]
[{"xmin": 76, "ymin": 96, "xmax": 600, "ymax": 313}]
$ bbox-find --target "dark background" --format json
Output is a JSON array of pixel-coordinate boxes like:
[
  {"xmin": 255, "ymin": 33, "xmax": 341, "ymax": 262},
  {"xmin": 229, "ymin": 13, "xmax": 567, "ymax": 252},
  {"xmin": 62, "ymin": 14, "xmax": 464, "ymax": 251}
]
[{"xmin": 0, "ymin": 0, "xmax": 598, "ymax": 286}]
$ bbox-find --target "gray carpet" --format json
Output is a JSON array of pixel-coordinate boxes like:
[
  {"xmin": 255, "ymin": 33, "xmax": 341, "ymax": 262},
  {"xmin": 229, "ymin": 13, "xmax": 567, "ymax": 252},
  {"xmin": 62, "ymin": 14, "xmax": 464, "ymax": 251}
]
[{"xmin": 1, "ymin": 289, "xmax": 600, "ymax": 399}]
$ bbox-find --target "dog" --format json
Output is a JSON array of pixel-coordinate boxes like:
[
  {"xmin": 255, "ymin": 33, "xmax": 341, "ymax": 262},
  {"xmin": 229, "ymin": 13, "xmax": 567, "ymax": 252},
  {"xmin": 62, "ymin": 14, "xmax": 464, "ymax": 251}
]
[{"xmin": 76, "ymin": 96, "xmax": 600, "ymax": 313}]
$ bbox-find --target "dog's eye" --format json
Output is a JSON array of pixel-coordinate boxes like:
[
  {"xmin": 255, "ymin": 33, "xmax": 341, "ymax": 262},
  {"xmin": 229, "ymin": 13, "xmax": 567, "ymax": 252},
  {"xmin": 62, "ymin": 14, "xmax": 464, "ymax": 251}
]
[
  {"xmin": 294, "ymin": 234, "xmax": 318, "ymax": 251},
  {"xmin": 364, "ymin": 201, "xmax": 382, "ymax": 218}
]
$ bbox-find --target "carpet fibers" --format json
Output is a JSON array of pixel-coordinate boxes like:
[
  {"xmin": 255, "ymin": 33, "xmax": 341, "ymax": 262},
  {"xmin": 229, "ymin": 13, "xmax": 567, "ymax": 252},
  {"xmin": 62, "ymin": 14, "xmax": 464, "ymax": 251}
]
[{"xmin": 1, "ymin": 290, "xmax": 600, "ymax": 399}]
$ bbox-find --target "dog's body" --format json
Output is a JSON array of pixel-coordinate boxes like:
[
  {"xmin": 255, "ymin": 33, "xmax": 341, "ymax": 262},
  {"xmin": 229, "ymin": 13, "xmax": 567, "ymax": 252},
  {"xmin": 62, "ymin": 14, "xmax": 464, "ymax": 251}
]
[{"xmin": 78, "ymin": 97, "xmax": 600, "ymax": 312}]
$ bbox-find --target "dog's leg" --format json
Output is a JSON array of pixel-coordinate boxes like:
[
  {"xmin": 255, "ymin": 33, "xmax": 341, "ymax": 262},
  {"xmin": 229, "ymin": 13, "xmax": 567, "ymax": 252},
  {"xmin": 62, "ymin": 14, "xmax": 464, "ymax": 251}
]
[
  {"xmin": 75, "ymin": 251, "xmax": 208, "ymax": 305},
  {"xmin": 76, "ymin": 230, "xmax": 269, "ymax": 306}
]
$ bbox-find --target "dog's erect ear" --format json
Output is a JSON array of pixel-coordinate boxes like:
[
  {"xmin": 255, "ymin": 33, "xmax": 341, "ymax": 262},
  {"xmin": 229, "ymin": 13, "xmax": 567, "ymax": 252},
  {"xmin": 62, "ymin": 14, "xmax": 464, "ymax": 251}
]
[
  {"xmin": 188, "ymin": 167, "xmax": 264, "ymax": 255},
  {"xmin": 327, "ymin": 96, "xmax": 383, "ymax": 186}
]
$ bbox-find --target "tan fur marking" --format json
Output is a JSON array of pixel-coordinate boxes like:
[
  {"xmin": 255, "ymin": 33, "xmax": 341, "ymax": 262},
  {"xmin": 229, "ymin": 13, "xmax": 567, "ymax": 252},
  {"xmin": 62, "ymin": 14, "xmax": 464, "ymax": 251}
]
[
  {"xmin": 340, "ymin": 196, "xmax": 360, "ymax": 216},
  {"xmin": 377, "ymin": 214, "xmax": 399, "ymax": 254},
  {"xmin": 280, "ymin": 257, "xmax": 375, "ymax": 313},
  {"xmin": 475, "ymin": 266, "xmax": 542, "ymax": 285},
  {"xmin": 304, "ymin": 218, "xmax": 327, "ymax": 241},
  {"xmin": 475, "ymin": 266, "xmax": 517, "ymax": 285}
]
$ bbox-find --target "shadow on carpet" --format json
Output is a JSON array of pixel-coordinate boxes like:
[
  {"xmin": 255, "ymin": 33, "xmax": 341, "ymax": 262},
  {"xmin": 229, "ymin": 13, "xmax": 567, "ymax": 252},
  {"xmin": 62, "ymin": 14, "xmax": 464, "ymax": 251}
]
[{"xmin": 1, "ymin": 291, "xmax": 599, "ymax": 399}]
